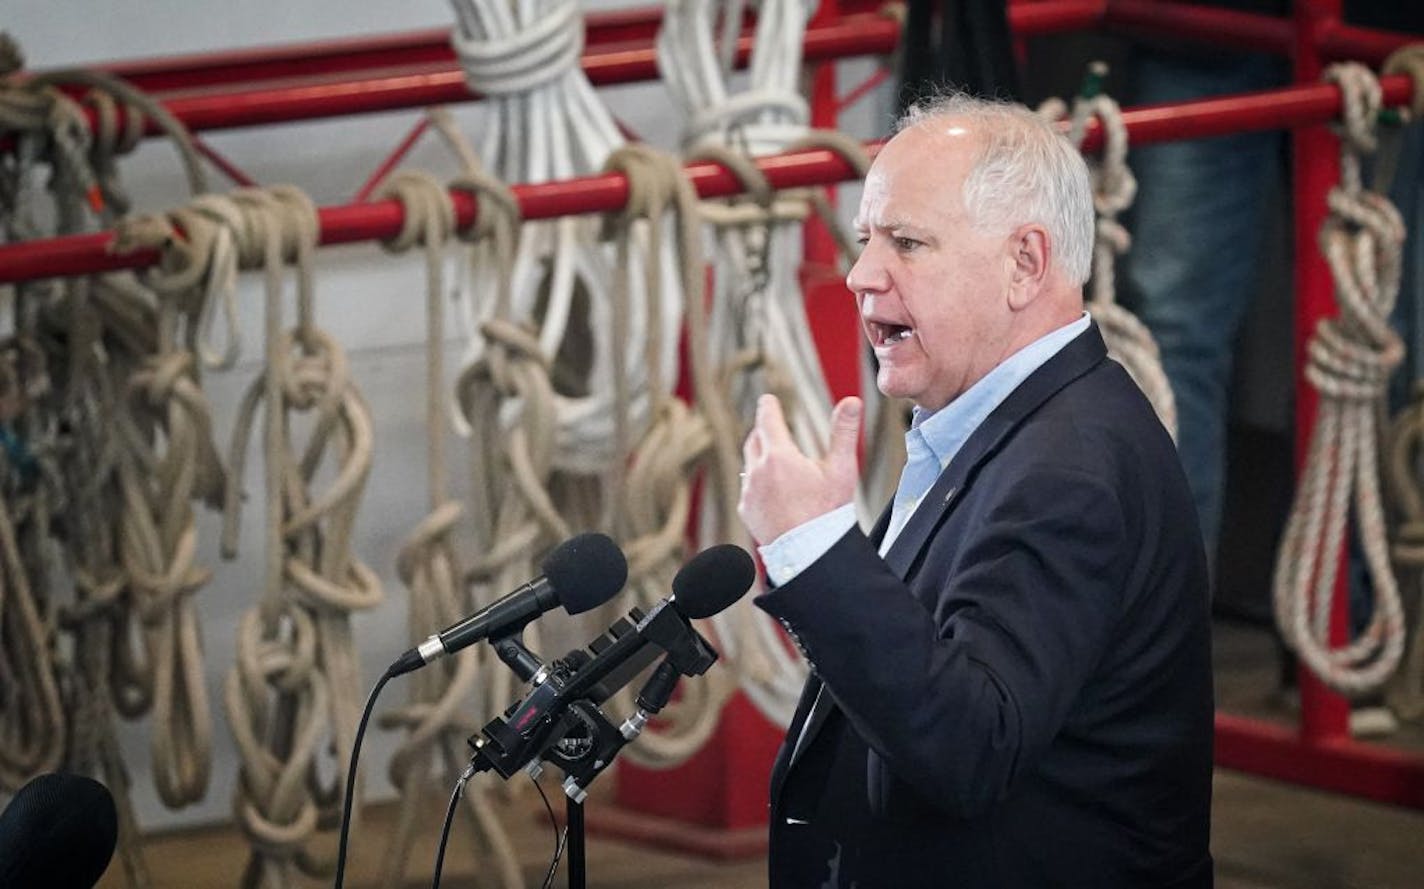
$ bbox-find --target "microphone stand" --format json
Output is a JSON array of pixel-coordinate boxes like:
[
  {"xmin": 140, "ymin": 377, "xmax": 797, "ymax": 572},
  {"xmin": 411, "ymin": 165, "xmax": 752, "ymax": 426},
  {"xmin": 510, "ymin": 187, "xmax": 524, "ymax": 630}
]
[
  {"xmin": 567, "ymin": 796, "xmax": 587, "ymax": 889},
  {"xmin": 467, "ymin": 601, "xmax": 718, "ymax": 888}
]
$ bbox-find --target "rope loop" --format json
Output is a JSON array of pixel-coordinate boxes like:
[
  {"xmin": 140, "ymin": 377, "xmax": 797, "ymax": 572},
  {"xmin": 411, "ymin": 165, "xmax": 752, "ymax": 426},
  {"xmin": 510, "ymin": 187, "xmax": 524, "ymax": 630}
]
[
  {"xmin": 1383, "ymin": 44, "xmax": 1424, "ymax": 120},
  {"xmin": 1273, "ymin": 61, "xmax": 1408, "ymax": 696}
]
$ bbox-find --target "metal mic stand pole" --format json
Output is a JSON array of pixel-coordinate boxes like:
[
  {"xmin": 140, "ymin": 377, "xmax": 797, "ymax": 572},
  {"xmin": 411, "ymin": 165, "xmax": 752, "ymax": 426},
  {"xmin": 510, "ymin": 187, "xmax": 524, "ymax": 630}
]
[{"xmin": 566, "ymin": 795, "xmax": 586, "ymax": 889}]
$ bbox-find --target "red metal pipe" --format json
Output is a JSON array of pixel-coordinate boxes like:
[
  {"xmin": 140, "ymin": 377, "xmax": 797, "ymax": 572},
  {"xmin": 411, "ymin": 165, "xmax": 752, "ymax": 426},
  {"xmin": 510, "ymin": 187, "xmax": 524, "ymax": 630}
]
[
  {"xmin": 16, "ymin": 1, "xmax": 1117, "ymax": 145},
  {"xmin": 1291, "ymin": 0, "xmax": 1352, "ymax": 745},
  {"xmin": 69, "ymin": 13, "xmax": 901, "ymax": 139},
  {"xmin": 1103, "ymin": 0, "xmax": 1293, "ymax": 56},
  {"xmin": 93, "ymin": 8, "xmax": 670, "ymax": 93},
  {"xmin": 54, "ymin": 0, "xmax": 1085, "ymax": 98},
  {"xmin": 1318, "ymin": 19, "xmax": 1424, "ymax": 67},
  {"xmin": 0, "ymin": 144, "xmax": 877, "ymax": 284},
  {"xmin": 1074, "ymin": 73, "xmax": 1414, "ymax": 150},
  {"xmin": 1215, "ymin": 713, "xmax": 1424, "ymax": 808},
  {"xmin": 4, "ymin": 74, "xmax": 1417, "ymax": 286}
]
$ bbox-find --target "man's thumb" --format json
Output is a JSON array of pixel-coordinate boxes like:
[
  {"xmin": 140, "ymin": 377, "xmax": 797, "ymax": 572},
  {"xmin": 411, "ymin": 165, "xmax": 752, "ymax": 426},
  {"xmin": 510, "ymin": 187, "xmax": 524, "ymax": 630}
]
[{"xmin": 827, "ymin": 397, "xmax": 863, "ymax": 468}]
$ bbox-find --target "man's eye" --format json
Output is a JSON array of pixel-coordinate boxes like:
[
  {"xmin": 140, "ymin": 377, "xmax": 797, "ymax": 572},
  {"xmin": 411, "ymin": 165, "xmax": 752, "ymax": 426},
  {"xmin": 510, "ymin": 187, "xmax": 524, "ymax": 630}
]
[
  {"xmin": 854, "ymin": 235, "xmax": 869, "ymax": 247},
  {"xmin": 894, "ymin": 237, "xmax": 920, "ymax": 251}
]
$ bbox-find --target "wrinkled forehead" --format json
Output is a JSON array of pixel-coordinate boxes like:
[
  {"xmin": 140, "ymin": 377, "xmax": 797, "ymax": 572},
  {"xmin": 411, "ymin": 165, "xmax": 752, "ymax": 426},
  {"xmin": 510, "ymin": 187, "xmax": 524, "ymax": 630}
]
[{"xmin": 856, "ymin": 122, "xmax": 979, "ymax": 227}]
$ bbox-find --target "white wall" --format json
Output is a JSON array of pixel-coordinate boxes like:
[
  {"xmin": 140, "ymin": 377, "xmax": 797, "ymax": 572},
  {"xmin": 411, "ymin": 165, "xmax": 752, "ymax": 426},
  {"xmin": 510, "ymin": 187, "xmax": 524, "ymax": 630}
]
[{"xmin": 7, "ymin": 0, "xmax": 884, "ymax": 831}]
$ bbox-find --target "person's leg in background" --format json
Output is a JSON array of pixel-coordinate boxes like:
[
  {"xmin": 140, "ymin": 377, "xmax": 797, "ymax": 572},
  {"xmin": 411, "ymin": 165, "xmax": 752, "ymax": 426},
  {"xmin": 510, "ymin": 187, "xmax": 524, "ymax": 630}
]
[{"xmin": 1122, "ymin": 51, "xmax": 1286, "ymax": 566}]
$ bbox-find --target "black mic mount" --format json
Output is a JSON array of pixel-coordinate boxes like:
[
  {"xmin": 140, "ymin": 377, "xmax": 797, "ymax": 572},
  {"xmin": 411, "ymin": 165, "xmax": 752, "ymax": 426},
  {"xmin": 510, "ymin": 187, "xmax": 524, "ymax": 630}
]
[{"xmin": 467, "ymin": 595, "xmax": 720, "ymax": 800}]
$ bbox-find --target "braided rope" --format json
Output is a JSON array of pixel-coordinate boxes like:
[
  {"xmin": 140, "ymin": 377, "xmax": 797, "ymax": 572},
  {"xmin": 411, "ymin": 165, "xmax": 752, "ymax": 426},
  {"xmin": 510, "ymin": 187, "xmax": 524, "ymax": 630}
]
[
  {"xmin": 1273, "ymin": 62, "xmax": 1408, "ymax": 696},
  {"xmin": 1041, "ymin": 72, "xmax": 1178, "ymax": 438},
  {"xmin": 213, "ymin": 187, "xmax": 383, "ymax": 887}
]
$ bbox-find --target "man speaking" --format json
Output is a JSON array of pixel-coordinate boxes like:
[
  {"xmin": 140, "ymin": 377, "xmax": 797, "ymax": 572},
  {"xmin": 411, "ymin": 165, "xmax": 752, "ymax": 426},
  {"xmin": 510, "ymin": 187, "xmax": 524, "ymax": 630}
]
[{"xmin": 738, "ymin": 94, "xmax": 1214, "ymax": 888}]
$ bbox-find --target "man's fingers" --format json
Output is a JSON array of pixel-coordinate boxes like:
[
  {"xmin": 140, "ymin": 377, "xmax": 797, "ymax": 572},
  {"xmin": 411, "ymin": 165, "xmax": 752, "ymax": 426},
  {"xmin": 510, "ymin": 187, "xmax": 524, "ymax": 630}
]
[
  {"xmin": 826, "ymin": 397, "xmax": 863, "ymax": 471},
  {"xmin": 755, "ymin": 394, "xmax": 795, "ymax": 447}
]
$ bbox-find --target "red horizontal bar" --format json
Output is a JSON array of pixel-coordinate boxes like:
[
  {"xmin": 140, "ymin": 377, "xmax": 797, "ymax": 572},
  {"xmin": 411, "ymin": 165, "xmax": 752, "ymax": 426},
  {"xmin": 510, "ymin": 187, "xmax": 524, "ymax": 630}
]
[
  {"xmin": 69, "ymin": 13, "xmax": 901, "ymax": 138},
  {"xmin": 66, "ymin": 0, "xmax": 1077, "ymax": 97},
  {"xmin": 1103, "ymin": 0, "xmax": 1293, "ymax": 56},
  {"xmin": 94, "ymin": 8, "xmax": 669, "ymax": 93},
  {"xmin": 1076, "ymin": 72, "xmax": 1415, "ymax": 151},
  {"xmin": 22, "ymin": 0, "xmax": 1113, "ymax": 143},
  {"xmin": 1215, "ymin": 713, "xmax": 1424, "ymax": 809},
  {"xmin": 1318, "ymin": 20, "xmax": 1424, "ymax": 66},
  {"xmin": 3, "ymin": 71, "xmax": 1416, "ymax": 286},
  {"xmin": 1014, "ymin": 0, "xmax": 1107, "ymax": 34},
  {"xmin": 0, "ymin": 143, "xmax": 878, "ymax": 284}
]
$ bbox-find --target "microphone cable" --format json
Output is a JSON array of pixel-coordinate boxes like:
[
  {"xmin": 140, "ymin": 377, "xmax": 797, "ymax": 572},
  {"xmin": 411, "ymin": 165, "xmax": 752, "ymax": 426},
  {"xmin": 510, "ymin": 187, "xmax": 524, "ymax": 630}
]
[
  {"xmin": 427, "ymin": 764, "xmax": 566, "ymax": 889},
  {"xmin": 332, "ymin": 666, "xmax": 395, "ymax": 889},
  {"xmin": 530, "ymin": 772, "xmax": 568, "ymax": 889},
  {"xmin": 430, "ymin": 759, "xmax": 477, "ymax": 889}
]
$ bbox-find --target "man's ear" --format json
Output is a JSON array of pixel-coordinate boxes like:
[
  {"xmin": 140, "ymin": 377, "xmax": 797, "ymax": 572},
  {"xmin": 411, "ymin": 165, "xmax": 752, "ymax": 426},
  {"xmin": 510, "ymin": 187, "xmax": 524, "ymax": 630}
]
[{"xmin": 1007, "ymin": 224, "xmax": 1051, "ymax": 311}]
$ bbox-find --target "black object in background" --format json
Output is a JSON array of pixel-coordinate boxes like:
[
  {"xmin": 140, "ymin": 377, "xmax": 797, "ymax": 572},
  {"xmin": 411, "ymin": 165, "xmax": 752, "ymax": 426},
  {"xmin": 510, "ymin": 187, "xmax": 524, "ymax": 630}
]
[
  {"xmin": 898, "ymin": 0, "xmax": 1020, "ymax": 110},
  {"xmin": 0, "ymin": 773, "xmax": 118, "ymax": 888}
]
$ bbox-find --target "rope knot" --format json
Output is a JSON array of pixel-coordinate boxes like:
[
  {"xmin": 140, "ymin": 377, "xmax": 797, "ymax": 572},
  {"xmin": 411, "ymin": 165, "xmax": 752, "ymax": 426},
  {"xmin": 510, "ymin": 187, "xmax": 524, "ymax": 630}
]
[{"xmin": 451, "ymin": 0, "xmax": 584, "ymax": 96}]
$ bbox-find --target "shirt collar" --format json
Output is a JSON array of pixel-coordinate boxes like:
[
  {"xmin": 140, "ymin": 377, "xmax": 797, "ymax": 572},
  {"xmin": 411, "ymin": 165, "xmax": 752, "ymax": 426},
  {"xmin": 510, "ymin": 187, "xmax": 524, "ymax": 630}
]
[{"xmin": 910, "ymin": 312, "xmax": 1091, "ymax": 469}]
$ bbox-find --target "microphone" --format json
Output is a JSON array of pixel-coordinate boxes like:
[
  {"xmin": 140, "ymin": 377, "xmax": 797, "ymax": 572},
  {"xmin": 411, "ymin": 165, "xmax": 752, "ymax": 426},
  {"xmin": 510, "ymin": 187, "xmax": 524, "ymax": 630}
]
[
  {"xmin": 466, "ymin": 543, "xmax": 756, "ymax": 784},
  {"xmin": 0, "ymin": 772, "xmax": 118, "ymax": 889},
  {"xmin": 669, "ymin": 543, "xmax": 756, "ymax": 619},
  {"xmin": 389, "ymin": 532, "xmax": 627, "ymax": 677}
]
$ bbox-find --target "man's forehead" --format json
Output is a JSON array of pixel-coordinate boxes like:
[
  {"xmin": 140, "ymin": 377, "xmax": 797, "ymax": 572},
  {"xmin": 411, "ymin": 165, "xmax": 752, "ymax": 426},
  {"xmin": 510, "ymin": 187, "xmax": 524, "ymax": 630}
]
[{"xmin": 856, "ymin": 133, "xmax": 970, "ymax": 227}]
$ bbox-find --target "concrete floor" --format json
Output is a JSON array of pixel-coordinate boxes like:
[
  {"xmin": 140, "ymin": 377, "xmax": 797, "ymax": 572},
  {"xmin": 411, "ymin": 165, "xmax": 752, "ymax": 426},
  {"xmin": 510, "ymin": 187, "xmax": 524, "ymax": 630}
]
[{"xmin": 98, "ymin": 620, "xmax": 1424, "ymax": 888}]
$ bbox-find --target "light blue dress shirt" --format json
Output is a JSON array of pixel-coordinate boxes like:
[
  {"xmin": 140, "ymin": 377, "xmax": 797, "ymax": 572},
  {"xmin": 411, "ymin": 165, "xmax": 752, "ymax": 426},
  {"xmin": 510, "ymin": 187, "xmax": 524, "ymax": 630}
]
[{"xmin": 758, "ymin": 313, "xmax": 1091, "ymax": 585}]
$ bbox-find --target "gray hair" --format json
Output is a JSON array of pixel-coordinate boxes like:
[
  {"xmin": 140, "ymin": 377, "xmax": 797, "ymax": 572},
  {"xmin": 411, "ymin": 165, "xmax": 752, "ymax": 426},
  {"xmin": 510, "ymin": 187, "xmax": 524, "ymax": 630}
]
[{"xmin": 897, "ymin": 93, "xmax": 1094, "ymax": 286}]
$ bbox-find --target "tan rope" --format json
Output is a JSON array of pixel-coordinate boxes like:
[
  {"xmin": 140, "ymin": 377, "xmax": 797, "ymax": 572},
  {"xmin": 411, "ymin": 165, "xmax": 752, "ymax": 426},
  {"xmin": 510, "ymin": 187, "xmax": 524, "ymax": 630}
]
[
  {"xmin": 107, "ymin": 211, "xmax": 231, "ymax": 810},
  {"xmin": 1273, "ymin": 62, "xmax": 1408, "ymax": 696},
  {"xmin": 593, "ymin": 143, "xmax": 748, "ymax": 766},
  {"xmin": 212, "ymin": 186, "xmax": 383, "ymax": 887},
  {"xmin": 371, "ymin": 168, "xmax": 521, "ymax": 889}
]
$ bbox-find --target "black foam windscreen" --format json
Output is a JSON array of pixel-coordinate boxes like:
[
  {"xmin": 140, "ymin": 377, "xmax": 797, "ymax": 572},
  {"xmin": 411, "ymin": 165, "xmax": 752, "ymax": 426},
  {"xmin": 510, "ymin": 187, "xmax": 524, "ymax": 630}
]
[
  {"xmin": 0, "ymin": 772, "xmax": 117, "ymax": 888},
  {"xmin": 541, "ymin": 531, "xmax": 628, "ymax": 615},
  {"xmin": 670, "ymin": 544, "xmax": 756, "ymax": 619}
]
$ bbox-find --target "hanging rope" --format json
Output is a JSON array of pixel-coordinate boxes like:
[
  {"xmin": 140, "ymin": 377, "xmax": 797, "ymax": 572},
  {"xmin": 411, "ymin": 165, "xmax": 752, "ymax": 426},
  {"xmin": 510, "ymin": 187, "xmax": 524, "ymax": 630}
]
[
  {"xmin": 104, "ymin": 211, "xmax": 231, "ymax": 810},
  {"xmin": 592, "ymin": 143, "xmax": 746, "ymax": 766},
  {"xmin": 656, "ymin": 0, "xmax": 893, "ymax": 731},
  {"xmin": 1040, "ymin": 65, "xmax": 1177, "ymax": 438},
  {"xmin": 446, "ymin": 0, "xmax": 683, "ymax": 487},
  {"xmin": 1273, "ymin": 62, "xmax": 1408, "ymax": 696},
  {"xmin": 371, "ymin": 166, "xmax": 523, "ymax": 889},
  {"xmin": 213, "ymin": 186, "xmax": 383, "ymax": 887}
]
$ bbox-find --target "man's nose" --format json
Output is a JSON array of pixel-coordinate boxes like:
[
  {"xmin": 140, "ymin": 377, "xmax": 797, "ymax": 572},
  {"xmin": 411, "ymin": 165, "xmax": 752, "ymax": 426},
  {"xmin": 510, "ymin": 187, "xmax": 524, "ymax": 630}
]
[{"xmin": 845, "ymin": 241, "xmax": 888, "ymax": 296}]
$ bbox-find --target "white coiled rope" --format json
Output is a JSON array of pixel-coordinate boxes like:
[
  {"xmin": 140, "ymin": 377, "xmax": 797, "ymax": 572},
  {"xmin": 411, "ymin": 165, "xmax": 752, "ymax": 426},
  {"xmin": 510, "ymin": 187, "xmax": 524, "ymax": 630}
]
[
  {"xmin": 1273, "ymin": 62, "xmax": 1408, "ymax": 696},
  {"xmin": 447, "ymin": 0, "xmax": 684, "ymax": 479}
]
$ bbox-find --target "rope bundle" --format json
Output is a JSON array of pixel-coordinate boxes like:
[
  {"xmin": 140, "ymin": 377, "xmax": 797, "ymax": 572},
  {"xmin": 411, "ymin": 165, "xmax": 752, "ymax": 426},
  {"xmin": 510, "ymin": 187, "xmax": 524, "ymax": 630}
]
[
  {"xmin": 208, "ymin": 186, "xmax": 383, "ymax": 887},
  {"xmin": 656, "ymin": 0, "xmax": 895, "ymax": 730},
  {"xmin": 1041, "ymin": 69, "xmax": 1177, "ymax": 437},
  {"xmin": 596, "ymin": 143, "xmax": 745, "ymax": 765},
  {"xmin": 1273, "ymin": 62, "xmax": 1408, "ymax": 696},
  {"xmin": 105, "ymin": 212, "xmax": 233, "ymax": 810}
]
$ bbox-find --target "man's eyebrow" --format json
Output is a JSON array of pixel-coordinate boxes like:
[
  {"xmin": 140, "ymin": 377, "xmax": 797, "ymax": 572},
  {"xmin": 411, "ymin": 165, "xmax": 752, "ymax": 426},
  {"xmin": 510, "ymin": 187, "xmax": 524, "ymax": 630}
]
[{"xmin": 853, "ymin": 216, "xmax": 916, "ymax": 232}]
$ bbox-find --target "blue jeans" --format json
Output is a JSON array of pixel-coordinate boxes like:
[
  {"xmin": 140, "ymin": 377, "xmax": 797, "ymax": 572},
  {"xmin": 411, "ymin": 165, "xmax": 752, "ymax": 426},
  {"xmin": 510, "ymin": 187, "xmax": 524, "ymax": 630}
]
[{"xmin": 1122, "ymin": 52, "xmax": 1285, "ymax": 560}]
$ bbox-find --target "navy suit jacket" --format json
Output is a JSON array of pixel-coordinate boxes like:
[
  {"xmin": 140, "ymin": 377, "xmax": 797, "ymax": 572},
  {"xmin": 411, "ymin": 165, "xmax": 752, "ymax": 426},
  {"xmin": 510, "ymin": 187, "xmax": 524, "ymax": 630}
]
[{"xmin": 755, "ymin": 325, "xmax": 1214, "ymax": 888}]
